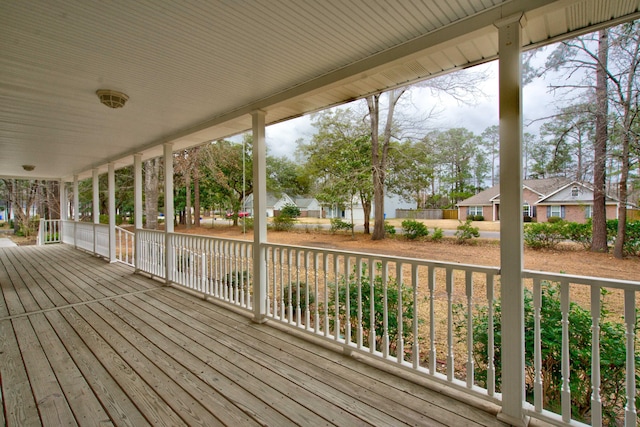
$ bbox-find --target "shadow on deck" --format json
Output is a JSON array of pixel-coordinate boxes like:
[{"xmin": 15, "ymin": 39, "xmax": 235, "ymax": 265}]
[{"xmin": 1, "ymin": 244, "xmax": 509, "ymax": 426}]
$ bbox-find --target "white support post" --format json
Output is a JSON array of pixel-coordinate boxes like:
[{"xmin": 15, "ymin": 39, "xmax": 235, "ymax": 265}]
[
  {"xmin": 92, "ymin": 168, "xmax": 100, "ymax": 255},
  {"xmin": 164, "ymin": 143, "xmax": 174, "ymax": 282},
  {"xmin": 108, "ymin": 162, "xmax": 116, "ymax": 263},
  {"xmin": 252, "ymin": 110, "xmax": 267, "ymax": 323},
  {"xmin": 92, "ymin": 169, "xmax": 100, "ymax": 224},
  {"xmin": 134, "ymin": 153, "xmax": 143, "ymax": 271},
  {"xmin": 496, "ymin": 13, "xmax": 527, "ymax": 427},
  {"xmin": 73, "ymin": 175, "xmax": 79, "ymax": 248},
  {"xmin": 73, "ymin": 175, "xmax": 79, "ymax": 222},
  {"xmin": 59, "ymin": 180, "xmax": 67, "ymax": 221}
]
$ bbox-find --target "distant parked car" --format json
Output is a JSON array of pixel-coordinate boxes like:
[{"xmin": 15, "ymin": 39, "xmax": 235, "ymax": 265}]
[{"xmin": 226, "ymin": 211, "xmax": 250, "ymax": 218}]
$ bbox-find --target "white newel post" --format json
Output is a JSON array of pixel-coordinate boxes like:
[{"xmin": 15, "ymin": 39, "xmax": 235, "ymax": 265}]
[
  {"xmin": 108, "ymin": 162, "xmax": 116, "ymax": 263},
  {"xmin": 134, "ymin": 153, "xmax": 143, "ymax": 270},
  {"xmin": 164, "ymin": 143, "xmax": 174, "ymax": 283},
  {"xmin": 93, "ymin": 168, "xmax": 99, "ymax": 254},
  {"xmin": 73, "ymin": 175, "xmax": 79, "ymax": 248},
  {"xmin": 252, "ymin": 110, "xmax": 267, "ymax": 323},
  {"xmin": 496, "ymin": 13, "xmax": 527, "ymax": 426}
]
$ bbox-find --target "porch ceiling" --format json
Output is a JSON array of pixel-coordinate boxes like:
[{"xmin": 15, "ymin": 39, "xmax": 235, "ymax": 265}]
[{"xmin": 1, "ymin": 0, "xmax": 638, "ymax": 181}]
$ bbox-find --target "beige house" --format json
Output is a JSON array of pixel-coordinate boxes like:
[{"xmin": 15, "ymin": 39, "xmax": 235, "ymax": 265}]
[{"xmin": 458, "ymin": 178, "xmax": 619, "ymax": 223}]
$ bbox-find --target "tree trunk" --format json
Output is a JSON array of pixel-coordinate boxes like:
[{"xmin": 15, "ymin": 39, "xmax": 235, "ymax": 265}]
[
  {"xmin": 194, "ymin": 174, "xmax": 200, "ymax": 227},
  {"xmin": 362, "ymin": 196, "xmax": 371, "ymax": 234},
  {"xmin": 144, "ymin": 158, "xmax": 160, "ymax": 229},
  {"xmin": 591, "ymin": 30, "xmax": 609, "ymax": 253}
]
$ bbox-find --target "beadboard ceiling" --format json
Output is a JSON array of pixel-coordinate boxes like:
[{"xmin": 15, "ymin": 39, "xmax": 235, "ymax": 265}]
[{"xmin": 1, "ymin": 0, "xmax": 639, "ymax": 180}]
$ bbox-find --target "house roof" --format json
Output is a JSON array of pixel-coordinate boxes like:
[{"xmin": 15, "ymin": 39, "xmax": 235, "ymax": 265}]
[
  {"xmin": 2, "ymin": 1, "xmax": 638, "ymax": 182},
  {"xmin": 294, "ymin": 198, "xmax": 319, "ymax": 209},
  {"xmin": 536, "ymin": 180, "xmax": 619, "ymax": 204},
  {"xmin": 458, "ymin": 177, "xmax": 572, "ymax": 206}
]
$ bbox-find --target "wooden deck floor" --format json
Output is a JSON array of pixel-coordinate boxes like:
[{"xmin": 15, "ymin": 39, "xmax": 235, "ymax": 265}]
[{"xmin": 0, "ymin": 244, "xmax": 510, "ymax": 427}]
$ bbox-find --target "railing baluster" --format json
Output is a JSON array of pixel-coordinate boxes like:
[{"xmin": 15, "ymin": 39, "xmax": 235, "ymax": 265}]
[
  {"xmin": 396, "ymin": 261, "xmax": 403, "ymax": 363},
  {"xmin": 369, "ymin": 257, "xmax": 376, "ymax": 352},
  {"xmin": 323, "ymin": 253, "xmax": 329, "ymax": 337},
  {"xmin": 356, "ymin": 257, "xmax": 363, "ymax": 349},
  {"xmin": 344, "ymin": 255, "xmax": 351, "ymax": 345},
  {"xmin": 334, "ymin": 254, "xmax": 341, "ymax": 341},
  {"xmin": 429, "ymin": 266, "xmax": 436, "ymax": 375},
  {"xmin": 561, "ymin": 279, "xmax": 571, "ymax": 423},
  {"xmin": 287, "ymin": 249, "xmax": 293, "ymax": 324},
  {"xmin": 446, "ymin": 267, "xmax": 454, "ymax": 382},
  {"xmin": 623, "ymin": 289, "xmax": 637, "ymax": 427},
  {"xmin": 533, "ymin": 278, "xmax": 542, "ymax": 412},
  {"xmin": 382, "ymin": 260, "xmax": 389, "ymax": 357},
  {"xmin": 412, "ymin": 264, "xmax": 419, "ymax": 369},
  {"xmin": 486, "ymin": 273, "xmax": 495, "ymax": 397},
  {"xmin": 314, "ymin": 252, "xmax": 320, "ymax": 334},
  {"xmin": 590, "ymin": 284, "xmax": 602, "ymax": 425},
  {"xmin": 465, "ymin": 270, "xmax": 474, "ymax": 388}
]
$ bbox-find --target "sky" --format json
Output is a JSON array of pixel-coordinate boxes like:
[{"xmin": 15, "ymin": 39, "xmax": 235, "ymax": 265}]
[{"xmin": 261, "ymin": 45, "xmax": 569, "ymax": 160}]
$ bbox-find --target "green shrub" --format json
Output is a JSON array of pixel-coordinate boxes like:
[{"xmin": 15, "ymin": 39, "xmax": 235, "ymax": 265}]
[
  {"xmin": 455, "ymin": 219, "xmax": 479, "ymax": 244},
  {"xmin": 326, "ymin": 263, "xmax": 418, "ymax": 356},
  {"xmin": 430, "ymin": 227, "xmax": 444, "ymax": 242},
  {"xmin": 562, "ymin": 221, "xmax": 592, "ymax": 249},
  {"xmin": 384, "ymin": 221, "xmax": 396, "ymax": 236},
  {"xmin": 240, "ymin": 217, "xmax": 253, "ymax": 230},
  {"xmin": 454, "ymin": 283, "xmax": 639, "ymax": 424},
  {"xmin": 280, "ymin": 204, "xmax": 301, "ymax": 218},
  {"xmin": 99, "ymin": 214, "xmax": 124, "ymax": 225},
  {"xmin": 401, "ymin": 219, "xmax": 429, "ymax": 240},
  {"xmin": 283, "ymin": 282, "xmax": 315, "ymax": 318},
  {"xmin": 524, "ymin": 222, "xmax": 565, "ymax": 250},
  {"xmin": 474, "ymin": 215, "xmax": 484, "ymax": 221},
  {"xmin": 523, "ymin": 215, "xmax": 533, "ymax": 223},
  {"xmin": 272, "ymin": 214, "xmax": 296, "ymax": 231},
  {"xmin": 606, "ymin": 219, "xmax": 640, "ymax": 256},
  {"xmin": 547, "ymin": 216, "xmax": 563, "ymax": 223},
  {"xmin": 330, "ymin": 218, "xmax": 352, "ymax": 233}
]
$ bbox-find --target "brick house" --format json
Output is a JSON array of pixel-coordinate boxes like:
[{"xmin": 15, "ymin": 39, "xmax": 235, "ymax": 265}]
[{"xmin": 457, "ymin": 178, "xmax": 620, "ymax": 223}]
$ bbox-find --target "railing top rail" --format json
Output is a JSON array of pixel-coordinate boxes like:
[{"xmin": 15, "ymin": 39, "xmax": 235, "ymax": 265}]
[
  {"xmin": 262, "ymin": 241, "xmax": 501, "ymax": 275},
  {"xmin": 115, "ymin": 225, "xmax": 134, "ymax": 236},
  {"xmin": 166, "ymin": 231, "xmax": 250, "ymax": 245},
  {"xmin": 523, "ymin": 269, "xmax": 640, "ymax": 291}
]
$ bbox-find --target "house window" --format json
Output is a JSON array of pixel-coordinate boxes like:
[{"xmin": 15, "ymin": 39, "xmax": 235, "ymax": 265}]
[
  {"xmin": 467, "ymin": 206, "xmax": 483, "ymax": 216},
  {"xmin": 548, "ymin": 205, "xmax": 564, "ymax": 219},
  {"xmin": 571, "ymin": 186, "xmax": 579, "ymax": 197},
  {"xmin": 523, "ymin": 202, "xmax": 531, "ymax": 218},
  {"xmin": 584, "ymin": 205, "xmax": 592, "ymax": 219}
]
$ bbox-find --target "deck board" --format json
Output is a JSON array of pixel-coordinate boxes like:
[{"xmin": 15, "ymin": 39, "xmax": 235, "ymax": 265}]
[{"xmin": 0, "ymin": 244, "xmax": 510, "ymax": 427}]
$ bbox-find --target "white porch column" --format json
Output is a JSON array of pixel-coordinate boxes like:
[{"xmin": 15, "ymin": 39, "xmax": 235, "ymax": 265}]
[
  {"xmin": 164, "ymin": 143, "xmax": 174, "ymax": 282},
  {"xmin": 59, "ymin": 180, "xmax": 67, "ymax": 220},
  {"xmin": 496, "ymin": 13, "xmax": 527, "ymax": 427},
  {"xmin": 134, "ymin": 153, "xmax": 143, "ymax": 271},
  {"xmin": 92, "ymin": 169, "xmax": 100, "ymax": 224},
  {"xmin": 134, "ymin": 153, "xmax": 143, "ymax": 230},
  {"xmin": 92, "ymin": 168, "xmax": 100, "ymax": 255},
  {"xmin": 252, "ymin": 110, "xmax": 267, "ymax": 323},
  {"xmin": 73, "ymin": 175, "xmax": 79, "ymax": 222},
  {"xmin": 108, "ymin": 162, "xmax": 116, "ymax": 263}
]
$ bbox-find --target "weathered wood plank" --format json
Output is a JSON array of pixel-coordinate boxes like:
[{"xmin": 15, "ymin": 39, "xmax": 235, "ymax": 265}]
[
  {"xmin": 3, "ymin": 249, "xmax": 58, "ymax": 311},
  {"xmin": 0, "ymin": 251, "xmax": 33, "ymax": 315},
  {"xmin": 59, "ymin": 307, "xmax": 188, "ymax": 426},
  {"xmin": 125, "ymin": 292, "xmax": 373, "ymax": 427},
  {"xmin": 0, "ymin": 319, "xmax": 40, "ymax": 426},
  {"xmin": 106, "ymin": 297, "xmax": 302, "ymax": 426},
  {"xmin": 12, "ymin": 316, "xmax": 78, "ymax": 426},
  {"xmin": 76, "ymin": 303, "xmax": 225, "ymax": 427},
  {"xmin": 92, "ymin": 300, "xmax": 264, "ymax": 427},
  {"xmin": 44, "ymin": 310, "xmax": 151, "ymax": 427},
  {"xmin": 162, "ymin": 288, "xmax": 505, "ymax": 427},
  {"xmin": 6, "ymin": 247, "xmax": 82, "ymax": 306},
  {"xmin": 0, "ymin": 250, "xmax": 14, "ymax": 318},
  {"xmin": 29, "ymin": 312, "xmax": 114, "ymax": 426}
]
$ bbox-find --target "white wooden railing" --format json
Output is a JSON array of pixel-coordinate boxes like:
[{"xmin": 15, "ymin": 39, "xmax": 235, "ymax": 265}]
[
  {"xmin": 38, "ymin": 222, "xmax": 639, "ymax": 426},
  {"xmin": 115, "ymin": 226, "xmax": 135, "ymax": 266},
  {"xmin": 37, "ymin": 219, "xmax": 61, "ymax": 244}
]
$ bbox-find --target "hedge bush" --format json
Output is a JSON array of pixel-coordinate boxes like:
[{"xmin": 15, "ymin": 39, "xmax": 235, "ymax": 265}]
[{"xmin": 401, "ymin": 219, "xmax": 429, "ymax": 240}]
